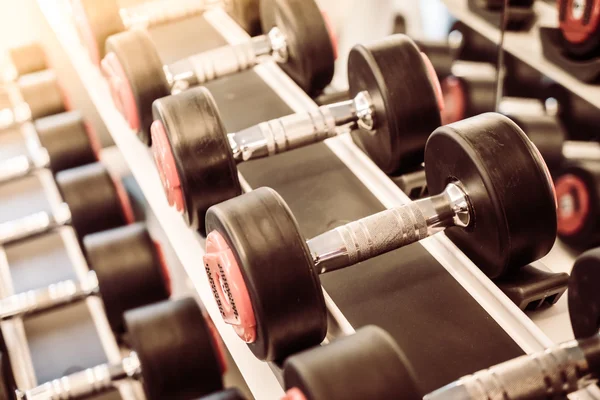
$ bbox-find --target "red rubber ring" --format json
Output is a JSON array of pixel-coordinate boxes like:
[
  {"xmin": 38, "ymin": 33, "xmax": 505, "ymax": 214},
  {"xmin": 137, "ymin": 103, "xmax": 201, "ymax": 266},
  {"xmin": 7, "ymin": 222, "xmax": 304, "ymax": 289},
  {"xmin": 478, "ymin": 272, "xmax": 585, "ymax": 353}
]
[
  {"xmin": 151, "ymin": 240, "xmax": 172, "ymax": 297},
  {"xmin": 556, "ymin": 173, "xmax": 590, "ymax": 236},
  {"xmin": 420, "ymin": 52, "xmax": 445, "ymax": 112},
  {"xmin": 281, "ymin": 388, "xmax": 308, "ymax": 400},
  {"xmin": 83, "ymin": 120, "xmax": 102, "ymax": 161},
  {"xmin": 205, "ymin": 314, "xmax": 229, "ymax": 375},
  {"xmin": 101, "ymin": 52, "xmax": 141, "ymax": 132},
  {"xmin": 150, "ymin": 119, "xmax": 186, "ymax": 213},
  {"xmin": 558, "ymin": 0, "xmax": 600, "ymax": 44},
  {"xmin": 320, "ymin": 10, "xmax": 338, "ymax": 61},
  {"xmin": 440, "ymin": 75, "xmax": 466, "ymax": 125},
  {"xmin": 204, "ymin": 231, "xmax": 257, "ymax": 343},
  {"xmin": 70, "ymin": 0, "xmax": 103, "ymax": 66},
  {"xmin": 108, "ymin": 170, "xmax": 136, "ymax": 225}
]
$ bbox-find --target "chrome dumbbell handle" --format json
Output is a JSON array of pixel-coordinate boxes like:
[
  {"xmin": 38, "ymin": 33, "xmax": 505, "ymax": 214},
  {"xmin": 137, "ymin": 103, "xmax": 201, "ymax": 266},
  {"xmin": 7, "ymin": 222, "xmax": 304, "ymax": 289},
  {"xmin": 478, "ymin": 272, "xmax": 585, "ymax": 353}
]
[
  {"xmin": 0, "ymin": 202, "xmax": 71, "ymax": 246},
  {"xmin": 16, "ymin": 352, "xmax": 141, "ymax": 400},
  {"xmin": 0, "ymin": 148, "xmax": 49, "ymax": 184},
  {"xmin": 0, "ymin": 270, "xmax": 98, "ymax": 321},
  {"xmin": 120, "ymin": 0, "xmax": 214, "ymax": 29},
  {"xmin": 424, "ymin": 339, "xmax": 594, "ymax": 400},
  {"xmin": 307, "ymin": 183, "xmax": 471, "ymax": 274}
]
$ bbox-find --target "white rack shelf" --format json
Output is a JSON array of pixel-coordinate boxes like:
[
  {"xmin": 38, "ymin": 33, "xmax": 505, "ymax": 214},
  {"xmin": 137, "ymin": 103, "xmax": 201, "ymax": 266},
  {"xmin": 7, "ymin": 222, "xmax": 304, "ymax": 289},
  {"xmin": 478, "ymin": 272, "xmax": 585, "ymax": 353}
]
[{"xmin": 441, "ymin": 0, "xmax": 600, "ymax": 109}]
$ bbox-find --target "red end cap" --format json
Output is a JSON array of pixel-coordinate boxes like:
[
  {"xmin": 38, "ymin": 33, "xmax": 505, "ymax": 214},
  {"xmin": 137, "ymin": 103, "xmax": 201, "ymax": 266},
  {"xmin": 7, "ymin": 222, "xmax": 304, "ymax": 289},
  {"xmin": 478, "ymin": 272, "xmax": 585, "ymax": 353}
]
[
  {"xmin": 420, "ymin": 52, "xmax": 444, "ymax": 113},
  {"xmin": 70, "ymin": 0, "xmax": 102, "ymax": 66},
  {"xmin": 321, "ymin": 11, "xmax": 338, "ymax": 60},
  {"xmin": 151, "ymin": 240, "xmax": 172, "ymax": 297},
  {"xmin": 101, "ymin": 52, "xmax": 140, "ymax": 131},
  {"xmin": 205, "ymin": 314, "xmax": 229, "ymax": 375},
  {"xmin": 281, "ymin": 388, "xmax": 308, "ymax": 400},
  {"xmin": 109, "ymin": 171, "xmax": 135, "ymax": 224},
  {"xmin": 150, "ymin": 119, "xmax": 186, "ymax": 213},
  {"xmin": 556, "ymin": 173, "xmax": 590, "ymax": 236},
  {"xmin": 440, "ymin": 75, "xmax": 466, "ymax": 125},
  {"xmin": 558, "ymin": 0, "xmax": 600, "ymax": 44},
  {"xmin": 204, "ymin": 231, "xmax": 257, "ymax": 343}
]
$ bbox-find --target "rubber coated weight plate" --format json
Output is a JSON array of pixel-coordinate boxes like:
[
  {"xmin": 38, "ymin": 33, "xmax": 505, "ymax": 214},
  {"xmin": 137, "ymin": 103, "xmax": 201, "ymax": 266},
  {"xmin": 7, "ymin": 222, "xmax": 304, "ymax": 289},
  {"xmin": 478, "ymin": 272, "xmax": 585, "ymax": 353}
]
[
  {"xmin": 425, "ymin": 113, "xmax": 557, "ymax": 278},
  {"xmin": 283, "ymin": 326, "xmax": 421, "ymax": 400},
  {"xmin": 152, "ymin": 87, "xmax": 241, "ymax": 233},
  {"xmin": 485, "ymin": 0, "xmax": 534, "ymax": 9},
  {"xmin": 0, "ymin": 353, "xmax": 15, "ymax": 400},
  {"xmin": 8, "ymin": 43, "xmax": 47, "ymax": 77},
  {"xmin": 199, "ymin": 389, "xmax": 247, "ymax": 400},
  {"xmin": 558, "ymin": 0, "xmax": 600, "ymax": 58},
  {"xmin": 229, "ymin": 0, "xmax": 261, "ymax": 36},
  {"xmin": 205, "ymin": 187, "xmax": 326, "ymax": 361},
  {"xmin": 259, "ymin": 0, "xmax": 335, "ymax": 96},
  {"xmin": 56, "ymin": 162, "xmax": 132, "ymax": 240},
  {"xmin": 555, "ymin": 160, "xmax": 600, "ymax": 248},
  {"xmin": 18, "ymin": 70, "xmax": 66, "ymax": 119},
  {"xmin": 104, "ymin": 30, "xmax": 170, "ymax": 144},
  {"xmin": 71, "ymin": 0, "xmax": 125, "ymax": 66},
  {"xmin": 85, "ymin": 223, "xmax": 170, "ymax": 333},
  {"xmin": 348, "ymin": 34, "xmax": 441, "ymax": 175},
  {"xmin": 569, "ymin": 248, "xmax": 600, "ymax": 338},
  {"xmin": 35, "ymin": 111, "xmax": 98, "ymax": 174},
  {"xmin": 125, "ymin": 298, "xmax": 224, "ymax": 400}
]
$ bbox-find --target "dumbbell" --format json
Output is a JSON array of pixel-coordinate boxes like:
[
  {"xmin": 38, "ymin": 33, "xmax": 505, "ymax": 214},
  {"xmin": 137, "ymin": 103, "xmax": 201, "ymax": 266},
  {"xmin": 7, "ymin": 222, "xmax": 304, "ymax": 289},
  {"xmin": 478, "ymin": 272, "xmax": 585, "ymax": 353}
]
[
  {"xmin": 70, "ymin": 0, "xmax": 262, "ymax": 66},
  {"xmin": 569, "ymin": 247, "xmax": 600, "ymax": 339},
  {"xmin": 202, "ymin": 113, "xmax": 557, "ymax": 361},
  {"xmin": 0, "ymin": 70, "xmax": 68, "ymax": 130},
  {"xmin": 0, "ymin": 161, "xmax": 134, "ymax": 246},
  {"xmin": 1, "ymin": 43, "xmax": 47, "ymax": 82},
  {"xmin": 102, "ymin": 0, "xmax": 337, "ymax": 143},
  {"xmin": 151, "ymin": 34, "xmax": 443, "ymax": 232},
  {"xmin": 0, "ymin": 111, "xmax": 101, "ymax": 184},
  {"xmin": 1, "ymin": 298, "xmax": 227, "ymax": 400},
  {"xmin": 555, "ymin": 159, "xmax": 600, "ymax": 248},
  {"xmin": 557, "ymin": 0, "xmax": 600, "ymax": 58},
  {"xmin": 0, "ymin": 223, "xmax": 169, "ymax": 334},
  {"xmin": 198, "ymin": 389, "xmax": 247, "ymax": 400}
]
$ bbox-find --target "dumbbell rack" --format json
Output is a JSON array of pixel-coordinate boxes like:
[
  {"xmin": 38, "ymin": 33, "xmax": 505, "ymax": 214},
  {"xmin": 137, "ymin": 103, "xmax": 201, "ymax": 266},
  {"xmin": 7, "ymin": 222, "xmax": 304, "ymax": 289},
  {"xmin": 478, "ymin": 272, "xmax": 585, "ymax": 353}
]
[
  {"xmin": 38, "ymin": 0, "xmax": 594, "ymax": 398},
  {"xmin": 441, "ymin": 0, "xmax": 600, "ymax": 109}
]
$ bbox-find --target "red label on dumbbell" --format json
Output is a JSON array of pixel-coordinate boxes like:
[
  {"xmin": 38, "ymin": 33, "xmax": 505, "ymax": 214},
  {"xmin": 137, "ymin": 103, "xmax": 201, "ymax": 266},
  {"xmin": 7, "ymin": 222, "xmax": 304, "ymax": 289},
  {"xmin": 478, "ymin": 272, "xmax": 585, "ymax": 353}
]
[
  {"xmin": 321, "ymin": 11, "xmax": 338, "ymax": 60},
  {"xmin": 204, "ymin": 231, "xmax": 256, "ymax": 343},
  {"xmin": 150, "ymin": 120, "xmax": 186, "ymax": 213},
  {"xmin": 559, "ymin": 0, "xmax": 600, "ymax": 44},
  {"xmin": 101, "ymin": 52, "xmax": 140, "ymax": 131},
  {"xmin": 420, "ymin": 52, "xmax": 445, "ymax": 113},
  {"xmin": 556, "ymin": 173, "xmax": 590, "ymax": 235},
  {"xmin": 440, "ymin": 75, "xmax": 466, "ymax": 125}
]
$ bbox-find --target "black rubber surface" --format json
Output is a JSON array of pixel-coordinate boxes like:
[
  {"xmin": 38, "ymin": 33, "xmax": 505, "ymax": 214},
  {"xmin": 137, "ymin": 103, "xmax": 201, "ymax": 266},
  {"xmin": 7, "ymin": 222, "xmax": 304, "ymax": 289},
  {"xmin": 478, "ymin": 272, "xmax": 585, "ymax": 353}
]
[
  {"xmin": 260, "ymin": 0, "xmax": 335, "ymax": 95},
  {"xmin": 229, "ymin": 0, "xmax": 261, "ymax": 35},
  {"xmin": 425, "ymin": 113, "xmax": 557, "ymax": 278},
  {"xmin": 198, "ymin": 388, "xmax": 247, "ymax": 400},
  {"xmin": 56, "ymin": 162, "xmax": 129, "ymax": 240},
  {"xmin": 125, "ymin": 298, "xmax": 224, "ymax": 400},
  {"xmin": 8, "ymin": 43, "xmax": 47, "ymax": 76},
  {"xmin": 206, "ymin": 188, "xmax": 326, "ymax": 361},
  {"xmin": 0, "ymin": 352, "xmax": 15, "ymax": 400},
  {"xmin": 415, "ymin": 39, "xmax": 458, "ymax": 79},
  {"xmin": 452, "ymin": 73, "xmax": 496, "ymax": 119},
  {"xmin": 17, "ymin": 70, "xmax": 66, "ymax": 119},
  {"xmin": 284, "ymin": 326, "xmax": 422, "ymax": 400},
  {"xmin": 105, "ymin": 30, "xmax": 170, "ymax": 144},
  {"xmin": 348, "ymin": 34, "xmax": 441, "ymax": 174},
  {"xmin": 35, "ymin": 111, "xmax": 97, "ymax": 174},
  {"xmin": 152, "ymin": 87, "xmax": 241, "ymax": 232},
  {"xmin": 85, "ymin": 223, "xmax": 170, "ymax": 334},
  {"xmin": 569, "ymin": 248, "xmax": 600, "ymax": 338}
]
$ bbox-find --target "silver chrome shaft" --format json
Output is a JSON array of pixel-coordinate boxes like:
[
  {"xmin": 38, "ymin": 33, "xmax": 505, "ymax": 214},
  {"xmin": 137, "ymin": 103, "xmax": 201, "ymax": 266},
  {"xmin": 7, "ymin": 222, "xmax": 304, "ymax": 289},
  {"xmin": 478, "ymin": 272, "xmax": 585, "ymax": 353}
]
[
  {"xmin": 0, "ymin": 148, "xmax": 49, "ymax": 184},
  {"xmin": 307, "ymin": 183, "xmax": 471, "ymax": 274},
  {"xmin": 424, "ymin": 338, "xmax": 596, "ymax": 400},
  {"xmin": 16, "ymin": 352, "xmax": 141, "ymax": 400},
  {"xmin": 168, "ymin": 27, "xmax": 288, "ymax": 90},
  {"xmin": 0, "ymin": 202, "xmax": 71, "ymax": 246},
  {"xmin": 0, "ymin": 270, "xmax": 99, "ymax": 320},
  {"xmin": 228, "ymin": 92, "xmax": 373, "ymax": 163}
]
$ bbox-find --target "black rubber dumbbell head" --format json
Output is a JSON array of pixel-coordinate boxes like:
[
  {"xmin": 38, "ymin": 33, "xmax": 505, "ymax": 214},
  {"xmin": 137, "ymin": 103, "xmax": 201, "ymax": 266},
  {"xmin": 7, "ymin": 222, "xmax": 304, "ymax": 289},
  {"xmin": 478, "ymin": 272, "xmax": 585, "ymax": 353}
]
[
  {"xmin": 18, "ymin": 70, "xmax": 67, "ymax": 119},
  {"xmin": 569, "ymin": 248, "xmax": 600, "ymax": 339},
  {"xmin": 125, "ymin": 298, "xmax": 225, "ymax": 400},
  {"xmin": 71, "ymin": 0, "xmax": 125, "ymax": 66},
  {"xmin": 56, "ymin": 162, "xmax": 134, "ymax": 240},
  {"xmin": 84, "ymin": 223, "xmax": 171, "ymax": 334},
  {"xmin": 229, "ymin": 0, "xmax": 261, "ymax": 36},
  {"xmin": 425, "ymin": 113, "xmax": 557, "ymax": 278},
  {"xmin": 151, "ymin": 87, "xmax": 241, "ymax": 233},
  {"xmin": 283, "ymin": 326, "xmax": 421, "ymax": 400},
  {"xmin": 204, "ymin": 187, "xmax": 326, "ymax": 361},
  {"xmin": 0, "ymin": 352, "xmax": 16, "ymax": 400},
  {"xmin": 8, "ymin": 43, "xmax": 47, "ymax": 77},
  {"xmin": 558, "ymin": 0, "xmax": 600, "ymax": 58},
  {"xmin": 259, "ymin": 0, "xmax": 336, "ymax": 96},
  {"xmin": 35, "ymin": 111, "xmax": 100, "ymax": 174},
  {"xmin": 555, "ymin": 160, "xmax": 600, "ymax": 248},
  {"xmin": 440, "ymin": 72, "xmax": 496, "ymax": 124},
  {"xmin": 348, "ymin": 34, "xmax": 442, "ymax": 175},
  {"xmin": 104, "ymin": 29, "xmax": 170, "ymax": 144},
  {"xmin": 197, "ymin": 388, "xmax": 247, "ymax": 400}
]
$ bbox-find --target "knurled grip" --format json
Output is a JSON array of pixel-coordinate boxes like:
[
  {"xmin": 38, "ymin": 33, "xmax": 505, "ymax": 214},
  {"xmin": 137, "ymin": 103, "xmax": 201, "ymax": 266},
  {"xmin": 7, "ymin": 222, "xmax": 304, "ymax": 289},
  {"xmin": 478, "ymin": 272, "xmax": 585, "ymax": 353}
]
[
  {"xmin": 335, "ymin": 202, "xmax": 428, "ymax": 265},
  {"xmin": 188, "ymin": 41, "xmax": 258, "ymax": 84},
  {"xmin": 258, "ymin": 106, "xmax": 337, "ymax": 155},
  {"xmin": 461, "ymin": 341, "xmax": 588, "ymax": 399}
]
